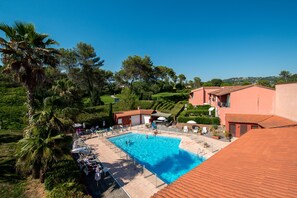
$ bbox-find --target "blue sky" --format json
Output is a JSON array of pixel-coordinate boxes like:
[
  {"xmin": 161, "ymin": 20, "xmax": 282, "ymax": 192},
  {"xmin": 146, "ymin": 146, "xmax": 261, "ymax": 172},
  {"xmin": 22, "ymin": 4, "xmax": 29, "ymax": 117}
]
[{"xmin": 0, "ymin": 0, "xmax": 297, "ymax": 81}]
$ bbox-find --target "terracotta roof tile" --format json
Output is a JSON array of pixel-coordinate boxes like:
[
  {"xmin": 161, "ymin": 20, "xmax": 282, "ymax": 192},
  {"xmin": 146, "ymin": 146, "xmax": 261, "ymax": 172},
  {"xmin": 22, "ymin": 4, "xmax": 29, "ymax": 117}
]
[
  {"xmin": 226, "ymin": 114, "xmax": 297, "ymax": 128},
  {"xmin": 114, "ymin": 109, "xmax": 155, "ymax": 118},
  {"xmin": 209, "ymin": 85, "xmax": 253, "ymax": 96},
  {"xmin": 190, "ymin": 86, "xmax": 220, "ymax": 93},
  {"xmin": 208, "ymin": 85, "xmax": 274, "ymax": 96},
  {"xmin": 152, "ymin": 127, "xmax": 297, "ymax": 198}
]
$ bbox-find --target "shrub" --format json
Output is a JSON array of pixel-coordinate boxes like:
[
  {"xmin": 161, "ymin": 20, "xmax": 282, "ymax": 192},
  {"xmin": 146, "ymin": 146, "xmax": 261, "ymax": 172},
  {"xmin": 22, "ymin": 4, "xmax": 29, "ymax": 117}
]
[
  {"xmin": 135, "ymin": 100, "xmax": 154, "ymax": 109},
  {"xmin": 45, "ymin": 160, "xmax": 81, "ymax": 191},
  {"xmin": 178, "ymin": 116, "xmax": 220, "ymax": 125},
  {"xmin": 151, "ymin": 92, "xmax": 189, "ymax": 102},
  {"xmin": 47, "ymin": 183, "xmax": 89, "ymax": 198}
]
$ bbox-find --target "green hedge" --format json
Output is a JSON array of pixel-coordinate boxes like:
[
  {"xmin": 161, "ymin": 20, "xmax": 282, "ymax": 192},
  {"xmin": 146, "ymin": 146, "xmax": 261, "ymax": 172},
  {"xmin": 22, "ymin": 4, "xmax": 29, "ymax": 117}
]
[
  {"xmin": 152, "ymin": 92, "xmax": 189, "ymax": 102},
  {"xmin": 75, "ymin": 112, "xmax": 111, "ymax": 128},
  {"xmin": 170, "ymin": 101, "xmax": 185, "ymax": 117},
  {"xmin": 181, "ymin": 109, "xmax": 215, "ymax": 117},
  {"xmin": 178, "ymin": 116, "xmax": 220, "ymax": 125},
  {"xmin": 135, "ymin": 100, "xmax": 154, "ymax": 109}
]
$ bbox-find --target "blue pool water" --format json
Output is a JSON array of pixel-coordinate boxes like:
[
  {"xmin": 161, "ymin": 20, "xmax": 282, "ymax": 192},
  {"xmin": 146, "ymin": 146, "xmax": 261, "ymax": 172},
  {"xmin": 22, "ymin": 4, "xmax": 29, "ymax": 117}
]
[{"xmin": 108, "ymin": 133, "xmax": 205, "ymax": 184}]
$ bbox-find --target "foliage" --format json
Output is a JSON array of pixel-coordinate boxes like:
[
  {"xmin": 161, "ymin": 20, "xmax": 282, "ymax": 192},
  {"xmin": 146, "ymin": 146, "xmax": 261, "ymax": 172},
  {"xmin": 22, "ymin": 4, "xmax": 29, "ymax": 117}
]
[
  {"xmin": 151, "ymin": 92, "xmax": 189, "ymax": 102},
  {"xmin": 75, "ymin": 105, "xmax": 112, "ymax": 128},
  {"xmin": 45, "ymin": 162, "xmax": 90, "ymax": 198},
  {"xmin": 178, "ymin": 116, "xmax": 220, "ymax": 125},
  {"xmin": 170, "ymin": 101, "xmax": 185, "ymax": 118},
  {"xmin": 44, "ymin": 159, "xmax": 82, "ymax": 191},
  {"xmin": 101, "ymin": 95, "xmax": 116, "ymax": 104},
  {"xmin": 0, "ymin": 22, "xmax": 60, "ymax": 122},
  {"xmin": 47, "ymin": 185, "xmax": 90, "ymax": 198},
  {"xmin": 0, "ymin": 130, "xmax": 26, "ymax": 198},
  {"xmin": 135, "ymin": 100, "xmax": 154, "ymax": 109},
  {"xmin": 181, "ymin": 109, "xmax": 215, "ymax": 117},
  {"xmin": 257, "ymin": 79, "xmax": 271, "ymax": 87},
  {"xmin": 15, "ymin": 100, "xmax": 73, "ymax": 180},
  {"xmin": 0, "ymin": 73, "xmax": 27, "ymax": 129},
  {"xmin": 115, "ymin": 55, "xmax": 153, "ymax": 89},
  {"xmin": 75, "ymin": 42, "xmax": 105, "ymax": 106},
  {"xmin": 117, "ymin": 87, "xmax": 138, "ymax": 111}
]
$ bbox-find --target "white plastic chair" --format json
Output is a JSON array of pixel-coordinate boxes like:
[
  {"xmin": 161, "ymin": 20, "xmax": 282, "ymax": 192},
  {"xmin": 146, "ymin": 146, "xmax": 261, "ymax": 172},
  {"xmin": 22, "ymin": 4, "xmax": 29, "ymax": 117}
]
[
  {"xmin": 202, "ymin": 127, "xmax": 208, "ymax": 134},
  {"xmin": 183, "ymin": 126, "xmax": 189, "ymax": 133},
  {"xmin": 193, "ymin": 127, "xmax": 199, "ymax": 133}
]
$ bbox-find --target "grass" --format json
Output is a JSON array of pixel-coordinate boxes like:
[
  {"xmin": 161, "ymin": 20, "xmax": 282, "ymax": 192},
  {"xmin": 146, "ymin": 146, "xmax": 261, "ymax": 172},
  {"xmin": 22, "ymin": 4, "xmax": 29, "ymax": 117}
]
[
  {"xmin": 101, "ymin": 95, "xmax": 116, "ymax": 104},
  {"xmin": 0, "ymin": 129, "xmax": 26, "ymax": 198}
]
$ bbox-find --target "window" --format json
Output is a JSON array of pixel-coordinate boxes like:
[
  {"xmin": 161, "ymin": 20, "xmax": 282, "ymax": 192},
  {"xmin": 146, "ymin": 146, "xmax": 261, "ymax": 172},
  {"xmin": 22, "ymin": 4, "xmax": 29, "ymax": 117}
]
[{"xmin": 118, "ymin": 118, "xmax": 122, "ymax": 124}]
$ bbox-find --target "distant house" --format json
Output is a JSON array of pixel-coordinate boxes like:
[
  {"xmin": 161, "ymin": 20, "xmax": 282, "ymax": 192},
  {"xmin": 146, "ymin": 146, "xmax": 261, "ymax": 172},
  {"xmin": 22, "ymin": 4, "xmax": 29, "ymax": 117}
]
[
  {"xmin": 189, "ymin": 86, "xmax": 220, "ymax": 106},
  {"xmin": 208, "ymin": 85, "xmax": 275, "ymax": 125},
  {"xmin": 114, "ymin": 109, "xmax": 155, "ymax": 126}
]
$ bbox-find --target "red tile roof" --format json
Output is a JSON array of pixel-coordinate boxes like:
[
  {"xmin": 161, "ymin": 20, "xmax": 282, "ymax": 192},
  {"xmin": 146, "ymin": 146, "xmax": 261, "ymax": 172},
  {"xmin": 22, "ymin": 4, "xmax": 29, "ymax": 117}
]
[
  {"xmin": 153, "ymin": 127, "xmax": 297, "ymax": 198},
  {"xmin": 209, "ymin": 85, "xmax": 274, "ymax": 96},
  {"xmin": 209, "ymin": 85, "xmax": 253, "ymax": 96},
  {"xmin": 226, "ymin": 114, "xmax": 297, "ymax": 128},
  {"xmin": 190, "ymin": 86, "xmax": 220, "ymax": 93},
  {"xmin": 114, "ymin": 109, "xmax": 155, "ymax": 118}
]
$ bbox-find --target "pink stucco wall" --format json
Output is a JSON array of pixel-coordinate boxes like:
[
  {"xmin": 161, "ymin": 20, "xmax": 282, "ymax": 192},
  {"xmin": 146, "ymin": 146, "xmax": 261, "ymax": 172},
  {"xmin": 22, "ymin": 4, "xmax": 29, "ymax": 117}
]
[
  {"xmin": 215, "ymin": 86, "xmax": 275, "ymax": 125},
  {"xmin": 189, "ymin": 87, "xmax": 219, "ymax": 106},
  {"xmin": 275, "ymin": 83, "xmax": 297, "ymax": 122},
  {"xmin": 189, "ymin": 88, "xmax": 204, "ymax": 106}
]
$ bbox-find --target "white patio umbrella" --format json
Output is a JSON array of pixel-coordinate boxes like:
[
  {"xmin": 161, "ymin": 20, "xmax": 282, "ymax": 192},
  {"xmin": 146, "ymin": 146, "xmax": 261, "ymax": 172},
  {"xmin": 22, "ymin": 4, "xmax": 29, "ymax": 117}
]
[
  {"xmin": 157, "ymin": 117, "xmax": 166, "ymax": 121},
  {"xmin": 187, "ymin": 120, "xmax": 197, "ymax": 124}
]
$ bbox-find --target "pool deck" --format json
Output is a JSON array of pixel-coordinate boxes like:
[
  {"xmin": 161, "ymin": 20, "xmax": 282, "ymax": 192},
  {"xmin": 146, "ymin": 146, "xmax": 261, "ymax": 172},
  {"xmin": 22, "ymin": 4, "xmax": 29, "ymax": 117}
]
[{"xmin": 85, "ymin": 125, "xmax": 234, "ymax": 198}]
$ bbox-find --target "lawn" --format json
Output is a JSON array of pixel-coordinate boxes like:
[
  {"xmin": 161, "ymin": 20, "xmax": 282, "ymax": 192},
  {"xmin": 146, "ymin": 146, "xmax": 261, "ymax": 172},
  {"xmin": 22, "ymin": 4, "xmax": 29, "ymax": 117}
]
[
  {"xmin": 101, "ymin": 95, "xmax": 116, "ymax": 104},
  {"xmin": 0, "ymin": 129, "xmax": 26, "ymax": 198}
]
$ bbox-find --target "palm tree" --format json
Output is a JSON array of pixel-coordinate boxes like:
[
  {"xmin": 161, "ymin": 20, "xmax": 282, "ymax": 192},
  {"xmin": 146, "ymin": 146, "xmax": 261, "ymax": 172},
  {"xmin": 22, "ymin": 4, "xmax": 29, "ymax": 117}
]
[
  {"xmin": 16, "ymin": 97, "xmax": 72, "ymax": 182},
  {"xmin": 0, "ymin": 22, "xmax": 59, "ymax": 123}
]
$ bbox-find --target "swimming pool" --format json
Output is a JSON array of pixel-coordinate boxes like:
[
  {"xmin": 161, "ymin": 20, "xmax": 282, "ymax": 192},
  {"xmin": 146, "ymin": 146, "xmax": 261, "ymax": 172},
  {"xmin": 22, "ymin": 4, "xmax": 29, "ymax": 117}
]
[{"xmin": 108, "ymin": 133, "xmax": 205, "ymax": 184}]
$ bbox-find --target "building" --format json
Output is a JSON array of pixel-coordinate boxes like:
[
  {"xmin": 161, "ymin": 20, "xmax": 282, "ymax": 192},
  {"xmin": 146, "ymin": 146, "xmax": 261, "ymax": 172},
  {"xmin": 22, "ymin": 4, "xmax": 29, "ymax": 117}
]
[
  {"xmin": 113, "ymin": 109, "xmax": 155, "ymax": 126},
  {"xmin": 275, "ymin": 83, "xmax": 297, "ymax": 122},
  {"xmin": 153, "ymin": 127, "xmax": 297, "ymax": 198},
  {"xmin": 208, "ymin": 85, "xmax": 275, "ymax": 125},
  {"xmin": 189, "ymin": 86, "xmax": 220, "ymax": 106},
  {"xmin": 225, "ymin": 114, "xmax": 297, "ymax": 137}
]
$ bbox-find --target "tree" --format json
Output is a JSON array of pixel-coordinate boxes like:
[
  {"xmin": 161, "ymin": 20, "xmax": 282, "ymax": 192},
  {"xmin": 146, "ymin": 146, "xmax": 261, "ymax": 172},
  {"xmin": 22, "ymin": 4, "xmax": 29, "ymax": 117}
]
[
  {"xmin": 153, "ymin": 66, "xmax": 176, "ymax": 92},
  {"xmin": 75, "ymin": 42, "xmax": 104, "ymax": 105},
  {"xmin": 117, "ymin": 55, "xmax": 154, "ymax": 91},
  {"xmin": 193, "ymin": 77, "xmax": 202, "ymax": 88},
  {"xmin": 117, "ymin": 87, "xmax": 138, "ymax": 110},
  {"xmin": 257, "ymin": 79, "xmax": 271, "ymax": 87},
  {"xmin": 279, "ymin": 70, "xmax": 291, "ymax": 82},
  {"xmin": 58, "ymin": 48, "xmax": 77, "ymax": 73},
  {"xmin": 0, "ymin": 22, "xmax": 59, "ymax": 123},
  {"xmin": 210, "ymin": 78, "xmax": 223, "ymax": 86},
  {"xmin": 178, "ymin": 74, "xmax": 186, "ymax": 86},
  {"xmin": 16, "ymin": 97, "xmax": 72, "ymax": 181}
]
